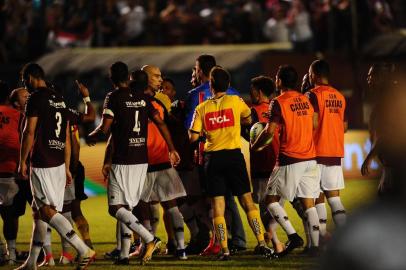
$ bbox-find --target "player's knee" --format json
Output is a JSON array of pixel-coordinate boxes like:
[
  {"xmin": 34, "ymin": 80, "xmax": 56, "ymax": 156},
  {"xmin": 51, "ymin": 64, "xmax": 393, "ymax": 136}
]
[{"xmin": 108, "ymin": 206, "xmax": 119, "ymax": 217}]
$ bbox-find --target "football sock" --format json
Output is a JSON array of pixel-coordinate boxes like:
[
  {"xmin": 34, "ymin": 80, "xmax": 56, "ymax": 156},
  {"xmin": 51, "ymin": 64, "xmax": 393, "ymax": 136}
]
[
  {"xmin": 315, "ymin": 203, "xmax": 328, "ymax": 237},
  {"xmin": 27, "ymin": 219, "xmax": 47, "ymax": 266},
  {"xmin": 179, "ymin": 203, "xmax": 199, "ymax": 239},
  {"xmin": 213, "ymin": 216, "xmax": 228, "ymax": 253},
  {"xmin": 305, "ymin": 207, "xmax": 320, "ymax": 247},
  {"xmin": 247, "ymin": 210, "xmax": 265, "ymax": 244},
  {"xmin": 269, "ymin": 217, "xmax": 280, "ymax": 244},
  {"xmin": 61, "ymin": 212, "xmax": 74, "ymax": 256},
  {"xmin": 6, "ymin": 239, "xmax": 16, "ymax": 261},
  {"xmin": 115, "ymin": 207, "xmax": 154, "ymax": 243},
  {"xmin": 43, "ymin": 226, "xmax": 53, "ymax": 256},
  {"xmin": 167, "ymin": 206, "xmax": 185, "ymax": 250},
  {"xmin": 74, "ymin": 215, "xmax": 93, "ymax": 249},
  {"xmin": 328, "ymin": 197, "xmax": 346, "ymax": 226},
  {"xmin": 268, "ymin": 202, "xmax": 296, "ymax": 235},
  {"xmin": 150, "ymin": 203, "xmax": 160, "ymax": 235},
  {"xmin": 49, "ymin": 213, "xmax": 88, "ymax": 256},
  {"xmin": 120, "ymin": 222, "xmax": 132, "ymax": 259}
]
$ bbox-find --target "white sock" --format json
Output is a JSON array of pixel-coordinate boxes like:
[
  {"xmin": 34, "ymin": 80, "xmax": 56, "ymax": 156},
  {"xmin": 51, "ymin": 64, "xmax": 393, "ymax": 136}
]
[
  {"xmin": 49, "ymin": 213, "xmax": 89, "ymax": 256},
  {"xmin": 167, "ymin": 206, "xmax": 185, "ymax": 250},
  {"xmin": 27, "ymin": 219, "xmax": 47, "ymax": 266},
  {"xmin": 315, "ymin": 203, "xmax": 328, "ymax": 237},
  {"xmin": 115, "ymin": 208, "xmax": 154, "ymax": 243},
  {"xmin": 43, "ymin": 226, "xmax": 53, "ymax": 256},
  {"xmin": 269, "ymin": 218, "xmax": 280, "ymax": 244},
  {"xmin": 116, "ymin": 221, "xmax": 122, "ymax": 250},
  {"xmin": 327, "ymin": 197, "xmax": 346, "ymax": 226},
  {"xmin": 61, "ymin": 212, "xmax": 74, "ymax": 255},
  {"xmin": 179, "ymin": 203, "xmax": 199, "ymax": 239},
  {"xmin": 120, "ymin": 222, "xmax": 132, "ymax": 259},
  {"xmin": 6, "ymin": 239, "xmax": 16, "ymax": 261},
  {"xmin": 305, "ymin": 207, "xmax": 320, "ymax": 247},
  {"xmin": 150, "ymin": 203, "xmax": 160, "ymax": 235},
  {"xmin": 268, "ymin": 202, "xmax": 296, "ymax": 235},
  {"xmin": 302, "ymin": 218, "xmax": 311, "ymax": 248}
]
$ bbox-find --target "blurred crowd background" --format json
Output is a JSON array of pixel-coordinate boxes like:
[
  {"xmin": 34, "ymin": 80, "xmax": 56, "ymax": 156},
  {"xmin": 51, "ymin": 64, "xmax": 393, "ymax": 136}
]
[{"xmin": 0, "ymin": 0, "xmax": 405, "ymax": 63}]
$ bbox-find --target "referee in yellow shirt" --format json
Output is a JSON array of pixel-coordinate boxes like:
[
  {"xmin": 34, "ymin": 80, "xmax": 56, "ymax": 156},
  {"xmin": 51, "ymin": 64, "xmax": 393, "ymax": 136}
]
[{"xmin": 189, "ymin": 66, "xmax": 274, "ymax": 260}]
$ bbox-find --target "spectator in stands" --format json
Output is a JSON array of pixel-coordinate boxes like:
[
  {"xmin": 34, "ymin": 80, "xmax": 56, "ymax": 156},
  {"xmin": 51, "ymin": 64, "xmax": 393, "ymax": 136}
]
[
  {"xmin": 95, "ymin": 0, "xmax": 121, "ymax": 47},
  {"xmin": 286, "ymin": 0, "xmax": 313, "ymax": 52},
  {"xmin": 123, "ymin": 0, "xmax": 146, "ymax": 45},
  {"xmin": 263, "ymin": 6, "xmax": 289, "ymax": 43}
]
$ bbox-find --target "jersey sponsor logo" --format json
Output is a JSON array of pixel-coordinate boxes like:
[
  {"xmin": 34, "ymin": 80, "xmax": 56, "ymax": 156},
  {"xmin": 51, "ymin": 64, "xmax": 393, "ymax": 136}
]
[
  {"xmin": 129, "ymin": 137, "xmax": 146, "ymax": 147},
  {"xmin": 48, "ymin": 139, "xmax": 65, "ymax": 150},
  {"xmin": 125, "ymin": 100, "xmax": 146, "ymax": 108},
  {"xmin": 289, "ymin": 97, "xmax": 310, "ymax": 116},
  {"xmin": 204, "ymin": 108, "xmax": 235, "ymax": 131},
  {"xmin": 325, "ymin": 93, "xmax": 343, "ymax": 113},
  {"xmin": 48, "ymin": 100, "xmax": 66, "ymax": 109},
  {"xmin": 0, "ymin": 112, "xmax": 10, "ymax": 128}
]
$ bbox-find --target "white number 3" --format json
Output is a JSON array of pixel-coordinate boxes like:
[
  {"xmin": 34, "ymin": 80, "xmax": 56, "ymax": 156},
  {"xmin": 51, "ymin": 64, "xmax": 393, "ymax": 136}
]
[{"xmin": 55, "ymin": 112, "xmax": 62, "ymax": 138}]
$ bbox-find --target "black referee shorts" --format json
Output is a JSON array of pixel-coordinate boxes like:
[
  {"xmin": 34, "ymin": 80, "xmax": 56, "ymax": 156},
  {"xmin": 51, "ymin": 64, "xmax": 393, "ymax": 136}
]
[{"xmin": 204, "ymin": 149, "xmax": 251, "ymax": 197}]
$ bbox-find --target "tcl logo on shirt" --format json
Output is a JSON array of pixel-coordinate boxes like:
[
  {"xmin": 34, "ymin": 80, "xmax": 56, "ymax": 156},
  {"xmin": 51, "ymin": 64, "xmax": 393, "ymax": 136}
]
[{"xmin": 204, "ymin": 109, "xmax": 235, "ymax": 131}]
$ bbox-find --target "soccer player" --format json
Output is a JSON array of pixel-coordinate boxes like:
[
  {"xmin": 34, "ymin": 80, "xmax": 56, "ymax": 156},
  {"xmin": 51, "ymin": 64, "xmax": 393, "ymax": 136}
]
[
  {"xmin": 185, "ymin": 54, "xmax": 247, "ymax": 255},
  {"xmin": 252, "ymin": 65, "xmax": 321, "ymax": 256},
  {"xmin": 248, "ymin": 76, "xmax": 285, "ymax": 254},
  {"xmin": 189, "ymin": 66, "xmax": 273, "ymax": 260},
  {"xmin": 137, "ymin": 67, "xmax": 188, "ymax": 260},
  {"xmin": 0, "ymin": 81, "xmax": 20, "ymax": 265},
  {"xmin": 162, "ymin": 78, "xmax": 177, "ymax": 102},
  {"xmin": 17, "ymin": 63, "xmax": 95, "ymax": 270},
  {"xmin": 307, "ymin": 60, "xmax": 348, "ymax": 238},
  {"xmin": 88, "ymin": 63, "xmax": 178, "ymax": 265},
  {"xmin": 141, "ymin": 65, "xmax": 172, "ymax": 112}
]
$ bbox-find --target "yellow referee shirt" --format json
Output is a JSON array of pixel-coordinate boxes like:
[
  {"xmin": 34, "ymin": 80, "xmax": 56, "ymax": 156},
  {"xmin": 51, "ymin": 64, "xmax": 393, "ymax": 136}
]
[{"xmin": 190, "ymin": 95, "xmax": 251, "ymax": 152}]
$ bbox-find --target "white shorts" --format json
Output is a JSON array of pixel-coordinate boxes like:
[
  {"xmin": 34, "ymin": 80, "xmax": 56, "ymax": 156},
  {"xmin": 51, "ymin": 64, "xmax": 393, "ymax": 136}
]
[
  {"xmin": 31, "ymin": 164, "xmax": 66, "ymax": 212},
  {"xmin": 319, "ymin": 164, "xmax": 345, "ymax": 191},
  {"xmin": 267, "ymin": 160, "xmax": 320, "ymax": 201},
  {"xmin": 178, "ymin": 167, "xmax": 202, "ymax": 197},
  {"xmin": 141, "ymin": 167, "xmax": 186, "ymax": 203},
  {"xmin": 0, "ymin": 177, "xmax": 19, "ymax": 206},
  {"xmin": 108, "ymin": 163, "xmax": 148, "ymax": 209},
  {"xmin": 64, "ymin": 180, "xmax": 76, "ymax": 204}
]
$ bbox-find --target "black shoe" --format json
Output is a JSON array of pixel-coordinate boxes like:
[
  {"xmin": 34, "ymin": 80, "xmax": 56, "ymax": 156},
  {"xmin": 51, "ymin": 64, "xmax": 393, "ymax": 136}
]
[
  {"xmin": 104, "ymin": 248, "xmax": 120, "ymax": 260},
  {"xmin": 229, "ymin": 244, "xmax": 247, "ymax": 255},
  {"xmin": 282, "ymin": 233, "xmax": 304, "ymax": 256},
  {"xmin": 307, "ymin": 246, "xmax": 320, "ymax": 257},
  {"xmin": 254, "ymin": 244, "xmax": 276, "ymax": 259},
  {"xmin": 114, "ymin": 257, "xmax": 130, "ymax": 265},
  {"xmin": 216, "ymin": 253, "xmax": 231, "ymax": 261}
]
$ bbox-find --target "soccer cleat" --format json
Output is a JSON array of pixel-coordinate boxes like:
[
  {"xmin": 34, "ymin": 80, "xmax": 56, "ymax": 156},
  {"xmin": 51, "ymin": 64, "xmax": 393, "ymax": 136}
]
[
  {"xmin": 76, "ymin": 249, "xmax": 96, "ymax": 270},
  {"xmin": 140, "ymin": 237, "xmax": 161, "ymax": 265},
  {"xmin": 104, "ymin": 248, "xmax": 120, "ymax": 260},
  {"xmin": 228, "ymin": 242, "xmax": 247, "ymax": 255},
  {"xmin": 59, "ymin": 252, "xmax": 74, "ymax": 265},
  {"xmin": 129, "ymin": 241, "xmax": 143, "ymax": 257},
  {"xmin": 114, "ymin": 257, "xmax": 130, "ymax": 265},
  {"xmin": 254, "ymin": 244, "xmax": 276, "ymax": 259},
  {"xmin": 199, "ymin": 240, "xmax": 221, "ymax": 256},
  {"xmin": 176, "ymin": 249, "xmax": 188, "ymax": 260},
  {"xmin": 216, "ymin": 252, "xmax": 230, "ymax": 261},
  {"xmin": 38, "ymin": 253, "xmax": 55, "ymax": 267},
  {"xmin": 282, "ymin": 233, "xmax": 304, "ymax": 256}
]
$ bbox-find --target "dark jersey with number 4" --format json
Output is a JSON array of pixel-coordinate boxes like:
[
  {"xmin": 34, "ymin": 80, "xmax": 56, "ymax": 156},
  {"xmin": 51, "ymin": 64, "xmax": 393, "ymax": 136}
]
[
  {"xmin": 25, "ymin": 87, "xmax": 68, "ymax": 168},
  {"xmin": 103, "ymin": 87, "xmax": 158, "ymax": 165}
]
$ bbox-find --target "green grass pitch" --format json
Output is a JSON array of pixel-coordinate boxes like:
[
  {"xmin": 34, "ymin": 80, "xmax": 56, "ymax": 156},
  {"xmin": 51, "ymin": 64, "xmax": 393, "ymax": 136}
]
[{"xmin": 1, "ymin": 179, "xmax": 377, "ymax": 269}]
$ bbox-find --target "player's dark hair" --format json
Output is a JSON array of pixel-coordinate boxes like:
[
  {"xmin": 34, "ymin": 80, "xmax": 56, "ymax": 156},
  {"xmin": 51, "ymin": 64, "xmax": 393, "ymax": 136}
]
[
  {"xmin": 20, "ymin": 62, "xmax": 45, "ymax": 82},
  {"xmin": 0, "ymin": 80, "xmax": 10, "ymax": 103},
  {"xmin": 110, "ymin": 61, "xmax": 129, "ymax": 85},
  {"xmin": 163, "ymin": 77, "xmax": 175, "ymax": 88},
  {"xmin": 196, "ymin": 54, "xmax": 216, "ymax": 77},
  {"xmin": 311, "ymin": 59, "xmax": 330, "ymax": 78},
  {"xmin": 210, "ymin": 66, "xmax": 230, "ymax": 93},
  {"xmin": 277, "ymin": 65, "xmax": 298, "ymax": 89},
  {"xmin": 251, "ymin": 76, "xmax": 275, "ymax": 97},
  {"xmin": 301, "ymin": 73, "xmax": 313, "ymax": 93},
  {"xmin": 129, "ymin": 70, "xmax": 149, "ymax": 92}
]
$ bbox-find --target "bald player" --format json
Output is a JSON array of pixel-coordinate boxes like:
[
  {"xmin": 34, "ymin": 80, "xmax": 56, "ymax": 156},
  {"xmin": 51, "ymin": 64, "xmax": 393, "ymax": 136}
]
[{"xmin": 141, "ymin": 65, "xmax": 172, "ymax": 113}]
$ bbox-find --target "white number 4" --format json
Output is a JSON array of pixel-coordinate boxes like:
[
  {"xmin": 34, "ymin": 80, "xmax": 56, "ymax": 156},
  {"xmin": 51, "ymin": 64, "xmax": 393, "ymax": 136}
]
[
  {"xmin": 55, "ymin": 112, "xmax": 62, "ymax": 138},
  {"xmin": 133, "ymin": 110, "xmax": 141, "ymax": 134}
]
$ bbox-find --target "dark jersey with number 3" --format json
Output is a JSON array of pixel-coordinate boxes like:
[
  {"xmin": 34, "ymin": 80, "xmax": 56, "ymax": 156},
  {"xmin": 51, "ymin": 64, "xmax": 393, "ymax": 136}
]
[
  {"xmin": 103, "ymin": 87, "xmax": 158, "ymax": 165},
  {"xmin": 25, "ymin": 87, "xmax": 68, "ymax": 168}
]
